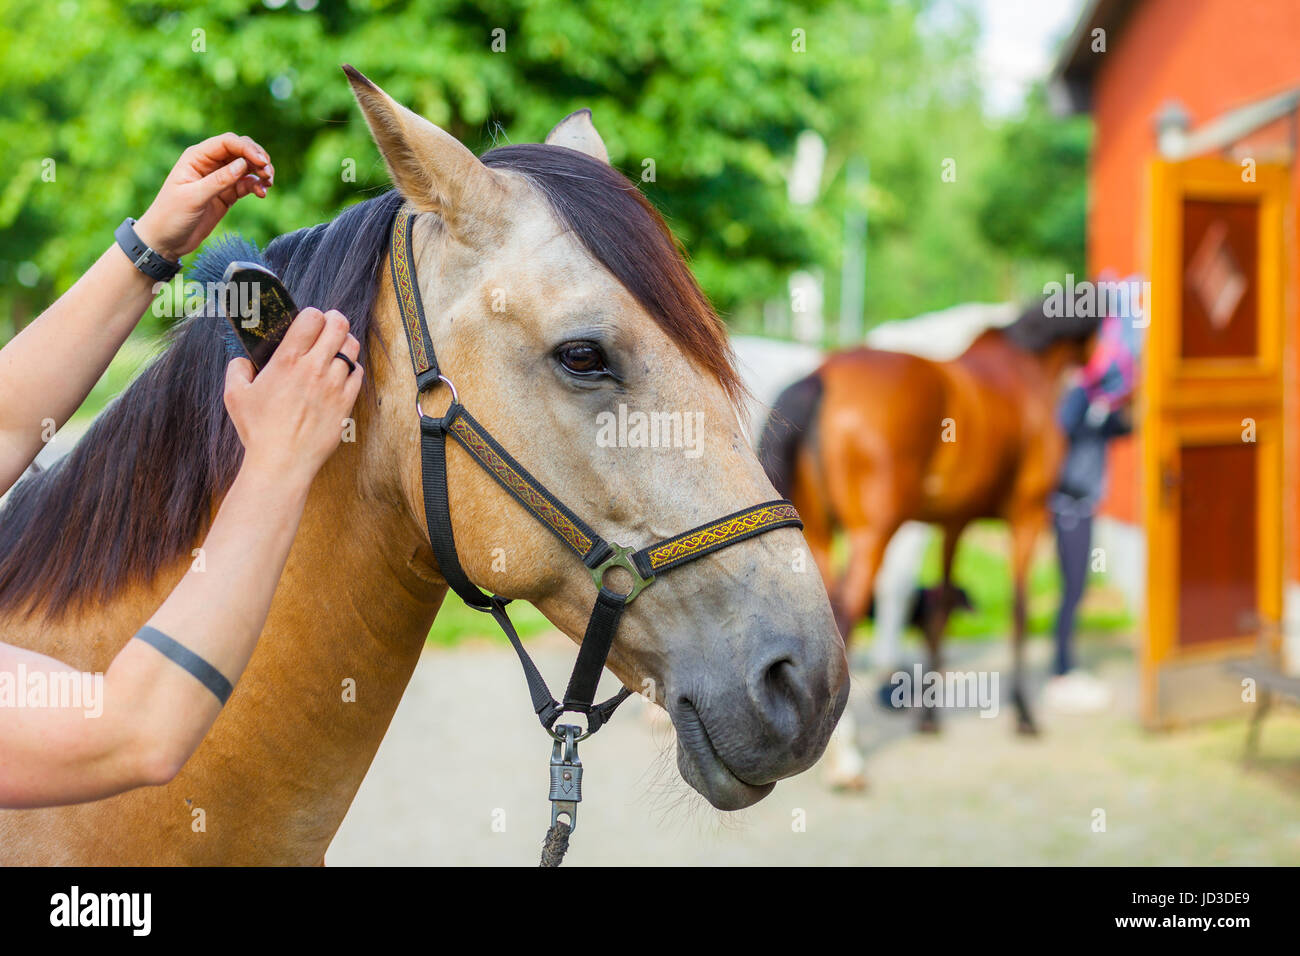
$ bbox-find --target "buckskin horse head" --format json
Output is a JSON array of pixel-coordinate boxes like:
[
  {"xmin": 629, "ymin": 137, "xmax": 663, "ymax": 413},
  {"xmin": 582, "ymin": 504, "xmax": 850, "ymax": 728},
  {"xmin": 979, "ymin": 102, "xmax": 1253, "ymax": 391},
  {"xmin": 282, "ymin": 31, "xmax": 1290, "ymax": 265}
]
[{"xmin": 0, "ymin": 69, "xmax": 847, "ymax": 863}]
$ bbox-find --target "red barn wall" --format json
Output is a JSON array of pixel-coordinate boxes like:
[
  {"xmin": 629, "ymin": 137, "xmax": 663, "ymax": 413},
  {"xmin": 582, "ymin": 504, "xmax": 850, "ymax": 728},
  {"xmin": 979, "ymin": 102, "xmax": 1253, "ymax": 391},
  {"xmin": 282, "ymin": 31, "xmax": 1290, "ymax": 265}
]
[{"xmin": 1085, "ymin": 0, "xmax": 1300, "ymax": 578}]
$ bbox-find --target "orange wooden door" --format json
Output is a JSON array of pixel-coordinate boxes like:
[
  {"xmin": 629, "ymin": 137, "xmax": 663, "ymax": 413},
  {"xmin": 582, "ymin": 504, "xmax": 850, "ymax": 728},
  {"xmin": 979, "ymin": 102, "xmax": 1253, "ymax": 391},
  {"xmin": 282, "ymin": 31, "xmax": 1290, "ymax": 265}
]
[{"xmin": 1141, "ymin": 157, "xmax": 1288, "ymax": 728}]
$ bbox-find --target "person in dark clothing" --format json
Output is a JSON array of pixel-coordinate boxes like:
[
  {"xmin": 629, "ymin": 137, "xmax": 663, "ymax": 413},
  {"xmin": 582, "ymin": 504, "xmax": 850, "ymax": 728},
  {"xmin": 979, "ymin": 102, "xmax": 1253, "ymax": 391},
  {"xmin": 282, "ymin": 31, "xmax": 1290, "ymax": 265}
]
[
  {"xmin": 1044, "ymin": 303, "xmax": 1140, "ymax": 713},
  {"xmin": 1050, "ymin": 388, "xmax": 1131, "ymax": 670}
]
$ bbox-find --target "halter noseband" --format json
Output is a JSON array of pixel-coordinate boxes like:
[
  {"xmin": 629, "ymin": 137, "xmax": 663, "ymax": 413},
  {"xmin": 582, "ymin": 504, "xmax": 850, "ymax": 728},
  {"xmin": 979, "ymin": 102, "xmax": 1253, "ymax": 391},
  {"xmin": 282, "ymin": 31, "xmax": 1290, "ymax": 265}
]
[{"xmin": 390, "ymin": 212, "xmax": 801, "ymax": 850}]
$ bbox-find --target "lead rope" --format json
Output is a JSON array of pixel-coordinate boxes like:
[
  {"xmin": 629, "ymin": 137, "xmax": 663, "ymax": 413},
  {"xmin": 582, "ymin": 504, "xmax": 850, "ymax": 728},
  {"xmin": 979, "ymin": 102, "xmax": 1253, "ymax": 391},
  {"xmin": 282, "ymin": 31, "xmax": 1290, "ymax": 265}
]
[
  {"xmin": 389, "ymin": 212, "xmax": 802, "ymax": 865},
  {"xmin": 540, "ymin": 822, "xmax": 571, "ymax": 867}
]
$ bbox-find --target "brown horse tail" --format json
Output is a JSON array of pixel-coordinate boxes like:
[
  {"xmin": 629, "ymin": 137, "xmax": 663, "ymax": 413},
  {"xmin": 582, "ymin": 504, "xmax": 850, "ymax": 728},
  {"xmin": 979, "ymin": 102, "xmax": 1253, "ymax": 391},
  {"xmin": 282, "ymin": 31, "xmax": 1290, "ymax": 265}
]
[{"xmin": 758, "ymin": 372, "xmax": 824, "ymax": 498}]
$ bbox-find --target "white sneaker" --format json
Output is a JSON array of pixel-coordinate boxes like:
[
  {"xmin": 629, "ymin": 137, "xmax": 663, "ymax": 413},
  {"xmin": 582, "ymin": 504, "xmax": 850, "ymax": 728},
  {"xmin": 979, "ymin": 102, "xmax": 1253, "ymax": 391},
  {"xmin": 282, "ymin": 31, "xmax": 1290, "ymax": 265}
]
[{"xmin": 1042, "ymin": 670, "xmax": 1112, "ymax": 714}]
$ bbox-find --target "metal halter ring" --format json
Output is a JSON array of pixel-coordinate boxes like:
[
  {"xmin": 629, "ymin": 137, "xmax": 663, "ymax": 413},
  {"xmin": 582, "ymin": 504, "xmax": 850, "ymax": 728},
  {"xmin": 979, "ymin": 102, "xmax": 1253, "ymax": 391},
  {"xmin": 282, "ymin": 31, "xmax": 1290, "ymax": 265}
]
[
  {"xmin": 415, "ymin": 373, "xmax": 460, "ymax": 421},
  {"xmin": 548, "ymin": 720, "xmax": 595, "ymax": 744},
  {"xmin": 589, "ymin": 543, "xmax": 655, "ymax": 604}
]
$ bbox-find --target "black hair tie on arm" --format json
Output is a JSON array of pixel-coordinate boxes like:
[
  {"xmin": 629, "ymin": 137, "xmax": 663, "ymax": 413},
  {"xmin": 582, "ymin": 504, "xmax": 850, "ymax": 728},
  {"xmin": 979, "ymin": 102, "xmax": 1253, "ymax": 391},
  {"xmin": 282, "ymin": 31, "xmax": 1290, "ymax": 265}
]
[{"xmin": 133, "ymin": 626, "xmax": 233, "ymax": 705}]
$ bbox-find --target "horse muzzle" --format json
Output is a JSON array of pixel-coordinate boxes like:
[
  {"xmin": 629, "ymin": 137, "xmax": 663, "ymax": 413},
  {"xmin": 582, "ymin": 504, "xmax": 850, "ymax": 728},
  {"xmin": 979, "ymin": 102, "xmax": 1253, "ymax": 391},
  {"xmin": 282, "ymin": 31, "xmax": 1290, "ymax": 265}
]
[{"xmin": 667, "ymin": 631, "xmax": 850, "ymax": 810}]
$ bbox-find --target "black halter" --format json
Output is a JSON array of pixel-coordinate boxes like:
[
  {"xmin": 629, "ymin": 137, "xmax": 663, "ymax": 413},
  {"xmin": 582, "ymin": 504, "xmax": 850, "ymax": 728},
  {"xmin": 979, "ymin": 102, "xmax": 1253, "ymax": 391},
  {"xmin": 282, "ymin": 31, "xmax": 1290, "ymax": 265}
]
[{"xmin": 390, "ymin": 212, "xmax": 802, "ymax": 852}]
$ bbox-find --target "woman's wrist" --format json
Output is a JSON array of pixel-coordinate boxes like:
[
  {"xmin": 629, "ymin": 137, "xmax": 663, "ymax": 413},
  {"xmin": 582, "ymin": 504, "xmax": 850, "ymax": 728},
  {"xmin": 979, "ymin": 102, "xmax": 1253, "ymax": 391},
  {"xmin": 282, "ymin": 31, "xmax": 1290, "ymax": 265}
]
[
  {"xmin": 231, "ymin": 454, "xmax": 315, "ymax": 510},
  {"xmin": 132, "ymin": 209, "xmax": 183, "ymax": 264}
]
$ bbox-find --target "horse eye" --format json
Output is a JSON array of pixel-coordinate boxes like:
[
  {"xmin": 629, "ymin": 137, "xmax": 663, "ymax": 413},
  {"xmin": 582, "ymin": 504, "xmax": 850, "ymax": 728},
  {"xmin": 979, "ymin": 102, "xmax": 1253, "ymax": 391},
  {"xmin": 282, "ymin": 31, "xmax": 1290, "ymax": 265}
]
[{"xmin": 557, "ymin": 342, "xmax": 608, "ymax": 376}]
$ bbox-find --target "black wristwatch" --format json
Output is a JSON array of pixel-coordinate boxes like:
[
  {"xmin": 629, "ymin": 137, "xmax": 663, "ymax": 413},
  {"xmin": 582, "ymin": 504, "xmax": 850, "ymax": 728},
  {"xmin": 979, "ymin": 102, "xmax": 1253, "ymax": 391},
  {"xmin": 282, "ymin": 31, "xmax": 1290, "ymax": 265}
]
[{"xmin": 114, "ymin": 217, "xmax": 182, "ymax": 281}]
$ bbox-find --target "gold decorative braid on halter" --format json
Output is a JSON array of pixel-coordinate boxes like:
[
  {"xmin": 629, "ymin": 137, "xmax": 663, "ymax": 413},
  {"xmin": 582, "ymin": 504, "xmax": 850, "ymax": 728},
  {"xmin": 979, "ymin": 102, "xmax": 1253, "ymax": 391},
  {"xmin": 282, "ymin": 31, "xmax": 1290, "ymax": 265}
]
[
  {"xmin": 391, "ymin": 214, "xmax": 431, "ymax": 375},
  {"xmin": 447, "ymin": 413, "xmax": 596, "ymax": 558},
  {"xmin": 642, "ymin": 502, "xmax": 802, "ymax": 572}
]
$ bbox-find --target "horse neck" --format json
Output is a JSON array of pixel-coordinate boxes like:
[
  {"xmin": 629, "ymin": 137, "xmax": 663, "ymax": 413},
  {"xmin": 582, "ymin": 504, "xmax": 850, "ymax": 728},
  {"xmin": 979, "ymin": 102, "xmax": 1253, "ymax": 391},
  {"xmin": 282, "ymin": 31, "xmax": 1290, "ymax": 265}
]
[
  {"xmin": 960, "ymin": 330, "xmax": 1072, "ymax": 399},
  {"xmin": 188, "ymin": 412, "xmax": 448, "ymax": 860},
  {"xmin": 1020, "ymin": 340, "xmax": 1078, "ymax": 404},
  {"xmin": 0, "ymin": 396, "xmax": 447, "ymax": 863}
]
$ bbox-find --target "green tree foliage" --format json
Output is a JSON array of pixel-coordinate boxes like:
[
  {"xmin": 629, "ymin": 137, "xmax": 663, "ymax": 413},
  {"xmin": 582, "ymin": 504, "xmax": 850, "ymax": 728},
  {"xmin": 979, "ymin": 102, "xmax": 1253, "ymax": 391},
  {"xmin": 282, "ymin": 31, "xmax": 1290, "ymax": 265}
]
[
  {"xmin": 830, "ymin": 3, "xmax": 1011, "ymax": 324},
  {"xmin": 977, "ymin": 84, "xmax": 1091, "ymax": 288},
  {"xmin": 0, "ymin": 0, "xmax": 854, "ymax": 327},
  {"xmin": 0, "ymin": 0, "xmax": 1086, "ymax": 340}
]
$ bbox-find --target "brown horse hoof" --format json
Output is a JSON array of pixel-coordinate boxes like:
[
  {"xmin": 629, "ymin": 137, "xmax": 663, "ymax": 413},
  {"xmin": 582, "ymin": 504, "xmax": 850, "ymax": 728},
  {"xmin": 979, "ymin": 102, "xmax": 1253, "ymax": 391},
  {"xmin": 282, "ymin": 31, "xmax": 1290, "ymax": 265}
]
[
  {"xmin": 1016, "ymin": 719, "xmax": 1039, "ymax": 737},
  {"xmin": 917, "ymin": 719, "xmax": 941, "ymax": 735}
]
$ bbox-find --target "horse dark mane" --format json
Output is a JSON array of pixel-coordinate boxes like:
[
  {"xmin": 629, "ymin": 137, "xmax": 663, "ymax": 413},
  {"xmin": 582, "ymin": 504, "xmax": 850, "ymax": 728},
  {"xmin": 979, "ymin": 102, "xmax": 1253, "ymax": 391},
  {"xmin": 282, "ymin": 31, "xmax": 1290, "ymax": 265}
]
[
  {"xmin": 1000, "ymin": 296, "xmax": 1101, "ymax": 353},
  {"xmin": 0, "ymin": 144, "xmax": 740, "ymax": 617},
  {"xmin": 0, "ymin": 190, "xmax": 403, "ymax": 617}
]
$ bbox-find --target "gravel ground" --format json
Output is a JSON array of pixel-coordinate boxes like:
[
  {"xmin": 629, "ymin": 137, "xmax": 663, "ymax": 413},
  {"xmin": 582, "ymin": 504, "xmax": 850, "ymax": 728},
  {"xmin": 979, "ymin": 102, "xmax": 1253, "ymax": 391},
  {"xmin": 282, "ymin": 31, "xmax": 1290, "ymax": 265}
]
[{"xmin": 327, "ymin": 633, "xmax": 1300, "ymax": 866}]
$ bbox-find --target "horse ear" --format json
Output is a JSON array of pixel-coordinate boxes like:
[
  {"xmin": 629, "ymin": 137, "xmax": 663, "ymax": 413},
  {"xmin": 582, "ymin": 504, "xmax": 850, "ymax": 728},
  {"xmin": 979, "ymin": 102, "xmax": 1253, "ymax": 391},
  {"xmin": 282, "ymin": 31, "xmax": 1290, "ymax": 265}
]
[
  {"xmin": 342, "ymin": 65, "xmax": 502, "ymax": 233},
  {"xmin": 545, "ymin": 109, "xmax": 610, "ymax": 164}
]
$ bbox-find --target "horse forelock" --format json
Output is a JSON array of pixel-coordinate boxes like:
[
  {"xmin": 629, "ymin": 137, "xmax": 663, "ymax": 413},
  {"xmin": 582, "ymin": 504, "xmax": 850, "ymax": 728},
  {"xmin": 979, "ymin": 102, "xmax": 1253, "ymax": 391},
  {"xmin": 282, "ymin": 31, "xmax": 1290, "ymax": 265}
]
[{"xmin": 481, "ymin": 144, "xmax": 745, "ymax": 409}]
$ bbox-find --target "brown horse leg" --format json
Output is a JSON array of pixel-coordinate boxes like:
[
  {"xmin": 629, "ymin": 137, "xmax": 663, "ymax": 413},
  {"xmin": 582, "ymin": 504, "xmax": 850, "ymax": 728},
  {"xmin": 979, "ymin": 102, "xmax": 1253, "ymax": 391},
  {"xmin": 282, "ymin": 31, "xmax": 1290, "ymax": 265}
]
[
  {"xmin": 919, "ymin": 523, "xmax": 964, "ymax": 733},
  {"xmin": 835, "ymin": 527, "xmax": 890, "ymax": 641},
  {"xmin": 1009, "ymin": 513, "xmax": 1043, "ymax": 736}
]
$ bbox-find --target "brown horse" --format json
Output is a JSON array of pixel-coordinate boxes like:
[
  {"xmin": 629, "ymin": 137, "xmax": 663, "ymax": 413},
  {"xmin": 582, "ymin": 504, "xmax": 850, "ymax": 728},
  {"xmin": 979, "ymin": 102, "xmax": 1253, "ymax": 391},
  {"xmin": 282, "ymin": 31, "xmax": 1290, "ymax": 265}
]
[
  {"xmin": 0, "ymin": 72, "xmax": 847, "ymax": 863},
  {"xmin": 759, "ymin": 302, "xmax": 1096, "ymax": 784}
]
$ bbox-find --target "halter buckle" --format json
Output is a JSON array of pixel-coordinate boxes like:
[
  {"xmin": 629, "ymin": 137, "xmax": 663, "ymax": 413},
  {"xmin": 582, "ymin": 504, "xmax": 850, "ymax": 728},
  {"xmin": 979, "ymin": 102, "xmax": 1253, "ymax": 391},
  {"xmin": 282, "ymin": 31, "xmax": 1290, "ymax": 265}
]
[{"xmin": 589, "ymin": 543, "xmax": 655, "ymax": 604}]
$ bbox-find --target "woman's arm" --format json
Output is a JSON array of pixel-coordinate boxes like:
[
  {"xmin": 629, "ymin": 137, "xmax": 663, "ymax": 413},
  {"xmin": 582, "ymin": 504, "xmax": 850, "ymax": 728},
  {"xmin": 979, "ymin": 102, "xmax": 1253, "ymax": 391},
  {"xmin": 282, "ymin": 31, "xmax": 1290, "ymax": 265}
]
[
  {"xmin": 0, "ymin": 133, "xmax": 273, "ymax": 494},
  {"xmin": 0, "ymin": 308, "xmax": 363, "ymax": 808}
]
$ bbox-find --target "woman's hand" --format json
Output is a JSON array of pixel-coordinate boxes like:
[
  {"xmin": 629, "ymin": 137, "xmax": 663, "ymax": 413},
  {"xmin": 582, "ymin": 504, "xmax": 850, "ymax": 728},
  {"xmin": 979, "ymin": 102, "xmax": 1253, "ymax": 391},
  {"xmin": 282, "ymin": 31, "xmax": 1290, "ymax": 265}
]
[
  {"xmin": 135, "ymin": 133, "xmax": 275, "ymax": 261},
  {"xmin": 223, "ymin": 308, "xmax": 364, "ymax": 489}
]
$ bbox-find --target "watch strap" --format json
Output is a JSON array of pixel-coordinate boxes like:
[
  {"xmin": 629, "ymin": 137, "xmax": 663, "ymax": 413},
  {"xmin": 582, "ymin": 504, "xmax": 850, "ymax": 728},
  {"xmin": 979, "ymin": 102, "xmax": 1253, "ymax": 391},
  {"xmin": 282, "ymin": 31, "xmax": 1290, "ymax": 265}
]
[{"xmin": 114, "ymin": 217, "xmax": 181, "ymax": 282}]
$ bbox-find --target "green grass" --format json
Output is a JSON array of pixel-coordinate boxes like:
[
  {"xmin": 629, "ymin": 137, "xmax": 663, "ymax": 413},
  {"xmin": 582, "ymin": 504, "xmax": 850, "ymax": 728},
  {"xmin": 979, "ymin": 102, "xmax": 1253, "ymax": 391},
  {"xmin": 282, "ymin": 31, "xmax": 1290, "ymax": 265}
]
[
  {"xmin": 425, "ymin": 596, "xmax": 554, "ymax": 647},
  {"xmin": 853, "ymin": 519, "xmax": 1134, "ymax": 643}
]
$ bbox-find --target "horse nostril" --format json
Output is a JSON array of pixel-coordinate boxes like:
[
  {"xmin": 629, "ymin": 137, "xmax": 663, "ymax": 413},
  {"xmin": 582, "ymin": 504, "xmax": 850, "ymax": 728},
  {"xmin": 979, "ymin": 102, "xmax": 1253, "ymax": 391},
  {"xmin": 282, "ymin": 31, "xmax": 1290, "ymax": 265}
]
[
  {"xmin": 751, "ymin": 652, "xmax": 808, "ymax": 739},
  {"xmin": 765, "ymin": 656, "xmax": 797, "ymax": 695}
]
